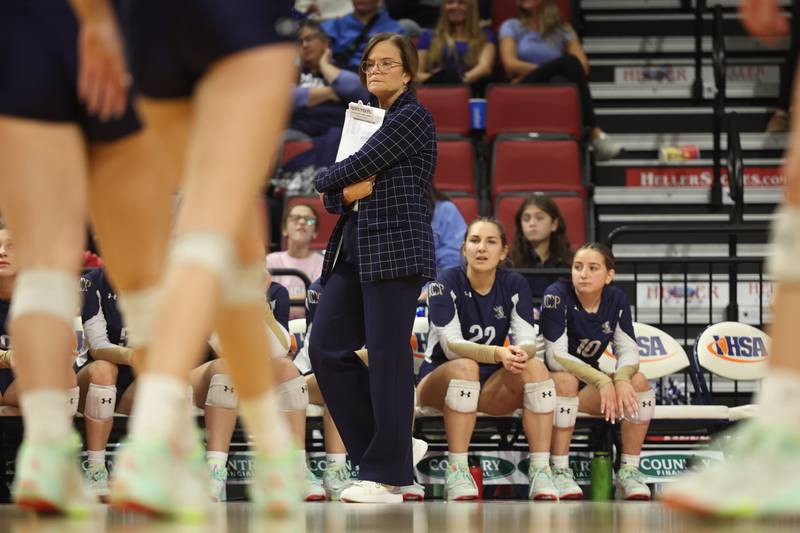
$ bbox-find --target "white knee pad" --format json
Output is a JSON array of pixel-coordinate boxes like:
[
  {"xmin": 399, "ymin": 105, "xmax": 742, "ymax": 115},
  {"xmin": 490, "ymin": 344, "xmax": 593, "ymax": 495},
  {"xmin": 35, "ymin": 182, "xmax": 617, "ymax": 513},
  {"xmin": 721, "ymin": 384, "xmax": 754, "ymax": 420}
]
[
  {"xmin": 221, "ymin": 261, "xmax": 264, "ymax": 306},
  {"xmin": 523, "ymin": 379, "xmax": 556, "ymax": 413},
  {"xmin": 118, "ymin": 287, "xmax": 159, "ymax": 349},
  {"xmin": 67, "ymin": 386, "xmax": 80, "ymax": 417},
  {"xmin": 444, "ymin": 379, "xmax": 480, "ymax": 413},
  {"xmin": 10, "ymin": 269, "xmax": 78, "ymax": 326},
  {"xmin": 276, "ymin": 375, "xmax": 309, "ymax": 412},
  {"xmin": 84, "ymin": 383, "xmax": 117, "ymax": 421},
  {"xmin": 626, "ymin": 389, "xmax": 656, "ymax": 425},
  {"xmin": 553, "ymin": 396, "xmax": 579, "ymax": 428},
  {"xmin": 206, "ymin": 374, "xmax": 238, "ymax": 410},
  {"xmin": 168, "ymin": 232, "xmax": 235, "ymax": 288}
]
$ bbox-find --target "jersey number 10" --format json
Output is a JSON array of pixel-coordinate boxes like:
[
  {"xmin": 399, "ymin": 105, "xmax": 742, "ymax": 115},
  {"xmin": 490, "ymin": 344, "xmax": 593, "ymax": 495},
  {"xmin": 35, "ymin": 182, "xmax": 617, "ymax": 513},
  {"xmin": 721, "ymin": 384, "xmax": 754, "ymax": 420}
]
[{"xmin": 576, "ymin": 338, "xmax": 602, "ymax": 358}]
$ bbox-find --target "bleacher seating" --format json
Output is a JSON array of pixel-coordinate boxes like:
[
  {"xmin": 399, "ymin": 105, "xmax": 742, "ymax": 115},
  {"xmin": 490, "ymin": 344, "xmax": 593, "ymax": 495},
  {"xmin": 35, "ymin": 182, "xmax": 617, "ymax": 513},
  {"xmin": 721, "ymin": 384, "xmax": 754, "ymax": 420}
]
[
  {"xmin": 433, "ymin": 138, "xmax": 478, "ymax": 193},
  {"xmin": 449, "ymin": 193, "xmax": 481, "ymax": 224},
  {"xmin": 491, "ymin": 135, "xmax": 583, "ymax": 199},
  {"xmin": 486, "ymin": 85, "xmax": 583, "ymax": 144},
  {"xmin": 281, "ymin": 138, "xmax": 314, "ymax": 166},
  {"xmin": 417, "ymin": 86, "xmax": 472, "ymax": 137}
]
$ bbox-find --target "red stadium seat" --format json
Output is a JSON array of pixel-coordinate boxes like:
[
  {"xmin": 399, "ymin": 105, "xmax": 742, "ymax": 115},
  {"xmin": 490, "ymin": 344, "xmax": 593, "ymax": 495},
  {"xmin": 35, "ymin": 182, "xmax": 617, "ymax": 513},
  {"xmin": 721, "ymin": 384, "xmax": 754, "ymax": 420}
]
[
  {"xmin": 491, "ymin": 0, "xmax": 573, "ymax": 34},
  {"xmin": 281, "ymin": 139, "xmax": 314, "ymax": 166},
  {"xmin": 434, "ymin": 139, "xmax": 477, "ymax": 193},
  {"xmin": 284, "ymin": 195, "xmax": 338, "ymax": 251},
  {"xmin": 417, "ymin": 86, "xmax": 471, "ymax": 137},
  {"xmin": 495, "ymin": 193, "xmax": 587, "ymax": 249},
  {"xmin": 492, "ymin": 136, "xmax": 582, "ymax": 198},
  {"xmin": 485, "ymin": 85, "xmax": 582, "ymax": 143},
  {"xmin": 449, "ymin": 194, "xmax": 481, "ymax": 224}
]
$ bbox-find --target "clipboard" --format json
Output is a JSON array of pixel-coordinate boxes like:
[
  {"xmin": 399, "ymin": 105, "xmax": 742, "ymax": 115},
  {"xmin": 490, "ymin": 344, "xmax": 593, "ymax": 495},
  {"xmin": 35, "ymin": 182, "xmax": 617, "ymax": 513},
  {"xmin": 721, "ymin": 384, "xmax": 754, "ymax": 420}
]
[{"xmin": 335, "ymin": 101, "xmax": 386, "ymax": 163}]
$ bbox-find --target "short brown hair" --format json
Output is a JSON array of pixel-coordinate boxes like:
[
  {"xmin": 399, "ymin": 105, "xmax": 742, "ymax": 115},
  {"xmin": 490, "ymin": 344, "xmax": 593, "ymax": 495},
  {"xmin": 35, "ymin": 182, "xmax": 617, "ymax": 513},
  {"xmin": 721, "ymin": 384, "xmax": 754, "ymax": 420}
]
[
  {"xmin": 359, "ymin": 32, "xmax": 419, "ymax": 90},
  {"xmin": 575, "ymin": 242, "xmax": 615, "ymax": 271},
  {"xmin": 282, "ymin": 203, "xmax": 320, "ymax": 231}
]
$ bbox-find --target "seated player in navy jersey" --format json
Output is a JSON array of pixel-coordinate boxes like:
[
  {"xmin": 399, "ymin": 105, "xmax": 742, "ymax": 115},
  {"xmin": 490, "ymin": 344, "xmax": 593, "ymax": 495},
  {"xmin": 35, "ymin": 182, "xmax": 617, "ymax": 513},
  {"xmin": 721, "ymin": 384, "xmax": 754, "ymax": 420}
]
[
  {"xmin": 417, "ymin": 217, "xmax": 558, "ymax": 501},
  {"xmin": 541, "ymin": 243, "xmax": 655, "ymax": 501}
]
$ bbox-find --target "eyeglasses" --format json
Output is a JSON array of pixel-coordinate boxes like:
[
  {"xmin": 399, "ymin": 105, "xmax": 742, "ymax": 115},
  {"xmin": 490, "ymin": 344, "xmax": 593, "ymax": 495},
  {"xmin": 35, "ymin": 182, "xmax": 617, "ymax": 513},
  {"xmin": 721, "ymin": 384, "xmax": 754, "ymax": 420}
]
[
  {"xmin": 287, "ymin": 215, "xmax": 317, "ymax": 226},
  {"xmin": 360, "ymin": 59, "xmax": 403, "ymax": 74},
  {"xmin": 297, "ymin": 34, "xmax": 321, "ymax": 45}
]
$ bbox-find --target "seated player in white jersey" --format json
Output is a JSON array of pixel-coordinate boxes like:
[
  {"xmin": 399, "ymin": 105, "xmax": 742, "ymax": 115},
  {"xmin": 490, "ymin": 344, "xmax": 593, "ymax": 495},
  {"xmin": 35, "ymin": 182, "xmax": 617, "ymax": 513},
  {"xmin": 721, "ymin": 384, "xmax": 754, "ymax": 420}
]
[
  {"xmin": 294, "ymin": 278, "xmax": 428, "ymax": 501},
  {"xmin": 201, "ymin": 271, "xmax": 311, "ymax": 502},
  {"xmin": 416, "ymin": 217, "xmax": 558, "ymax": 501},
  {"xmin": 541, "ymin": 242, "xmax": 654, "ymax": 501}
]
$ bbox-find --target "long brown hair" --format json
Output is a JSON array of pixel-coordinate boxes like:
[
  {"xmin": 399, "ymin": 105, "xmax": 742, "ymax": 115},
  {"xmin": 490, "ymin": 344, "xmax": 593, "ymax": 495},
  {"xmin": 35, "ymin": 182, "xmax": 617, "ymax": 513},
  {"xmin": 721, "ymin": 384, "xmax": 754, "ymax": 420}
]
[
  {"xmin": 360, "ymin": 33, "xmax": 419, "ymax": 91},
  {"xmin": 463, "ymin": 217, "xmax": 511, "ymax": 269},
  {"xmin": 510, "ymin": 195, "xmax": 572, "ymax": 268},
  {"xmin": 574, "ymin": 242, "xmax": 615, "ymax": 271},
  {"xmin": 517, "ymin": 0, "xmax": 568, "ymax": 40},
  {"xmin": 427, "ymin": 0, "xmax": 486, "ymax": 72}
]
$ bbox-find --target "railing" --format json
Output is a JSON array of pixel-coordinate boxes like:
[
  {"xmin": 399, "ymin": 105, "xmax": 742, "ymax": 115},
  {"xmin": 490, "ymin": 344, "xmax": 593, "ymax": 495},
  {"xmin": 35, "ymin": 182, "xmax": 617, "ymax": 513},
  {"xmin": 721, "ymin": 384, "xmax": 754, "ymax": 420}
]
[{"xmin": 710, "ymin": 3, "xmax": 726, "ymax": 208}]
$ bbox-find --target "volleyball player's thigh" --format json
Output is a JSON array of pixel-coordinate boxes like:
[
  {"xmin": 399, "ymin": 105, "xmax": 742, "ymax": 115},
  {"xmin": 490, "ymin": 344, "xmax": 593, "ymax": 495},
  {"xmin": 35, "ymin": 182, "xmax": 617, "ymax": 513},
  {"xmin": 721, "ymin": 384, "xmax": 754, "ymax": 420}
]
[
  {"xmin": 189, "ymin": 360, "xmax": 217, "ymax": 407},
  {"xmin": 306, "ymin": 374, "xmax": 324, "ymax": 405},
  {"xmin": 232, "ymin": 200, "xmax": 268, "ymax": 265},
  {"xmin": 135, "ymin": 98, "xmax": 191, "ymax": 188},
  {"xmin": 577, "ymin": 383, "xmax": 602, "ymax": 415},
  {"xmin": 417, "ymin": 364, "xmax": 463, "ymax": 410},
  {"xmin": 117, "ymin": 381, "xmax": 137, "ymax": 415},
  {"xmin": 478, "ymin": 369, "xmax": 523, "ymax": 415}
]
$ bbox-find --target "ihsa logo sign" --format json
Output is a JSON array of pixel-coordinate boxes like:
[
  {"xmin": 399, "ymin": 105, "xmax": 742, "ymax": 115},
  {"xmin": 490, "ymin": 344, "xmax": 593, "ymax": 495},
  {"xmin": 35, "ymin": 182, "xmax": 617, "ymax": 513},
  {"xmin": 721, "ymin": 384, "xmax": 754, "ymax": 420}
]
[{"xmin": 706, "ymin": 335, "xmax": 768, "ymax": 361}]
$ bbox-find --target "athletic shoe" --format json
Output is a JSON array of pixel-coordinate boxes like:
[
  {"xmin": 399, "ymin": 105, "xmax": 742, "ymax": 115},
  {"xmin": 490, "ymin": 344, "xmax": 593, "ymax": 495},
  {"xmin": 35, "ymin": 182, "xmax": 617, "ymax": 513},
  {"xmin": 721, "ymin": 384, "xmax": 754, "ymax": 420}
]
[
  {"xmin": 527, "ymin": 464, "xmax": 559, "ymax": 501},
  {"xmin": 340, "ymin": 480, "xmax": 403, "ymax": 503},
  {"xmin": 400, "ymin": 481, "xmax": 425, "ymax": 501},
  {"xmin": 412, "ymin": 438, "xmax": 428, "ymax": 466},
  {"xmin": 615, "ymin": 466, "xmax": 651, "ymax": 501},
  {"xmin": 661, "ymin": 421, "xmax": 800, "ymax": 518},
  {"xmin": 209, "ymin": 463, "xmax": 227, "ymax": 503},
  {"xmin": 249, "ymin": 446, "xmax": 304, "ymax": 515},
  {"xmin": 85, "ymin": 462, "xmax": 110, "ymax": 500},
  {"xmin": 12, "ymin": 431, "xmax": 94, "ymax": 516},
  {"xmin": 110, "ymin": 437, "xmax": 211, "ymax": 520},
  {"xmin": 323, "ymin": 463, "xmax": 352, "ymax": 501},
  {"xmin": 305, "ymin": 464, "xmax": 326, "ymax": 501},
  {"xmin": 552, "ymin": 466, "xmax": 583, "ymax": 500},
  {"xmin": 443, "ymin": 462, "xmax": 478, "ymax": 501}
]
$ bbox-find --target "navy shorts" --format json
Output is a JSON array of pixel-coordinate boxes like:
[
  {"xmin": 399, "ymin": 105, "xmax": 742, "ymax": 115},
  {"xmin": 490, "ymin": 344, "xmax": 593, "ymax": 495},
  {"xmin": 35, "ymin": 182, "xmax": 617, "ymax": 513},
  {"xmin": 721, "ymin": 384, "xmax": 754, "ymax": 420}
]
[
  {"xmin": 125, "ymin": 0, "xmax": 297, "ymax": 98},
  {"xmin": 0, "ymin": 1, "xmax": 142, "ymax": 143},
  {"xmin": 417, "ymin": 359, "xmax": 503, "ymax": 387},
  {"xmin": 0, "ymin": 369, "xmax": 14, "ymax": 395}
]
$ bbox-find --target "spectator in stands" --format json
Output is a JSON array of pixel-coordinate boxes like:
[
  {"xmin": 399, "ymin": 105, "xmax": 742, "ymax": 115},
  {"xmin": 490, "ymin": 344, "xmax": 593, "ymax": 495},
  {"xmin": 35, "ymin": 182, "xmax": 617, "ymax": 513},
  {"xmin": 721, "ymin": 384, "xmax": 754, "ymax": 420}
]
[
  {"xmin": 267, "ymin": 203, "xmax": 325, "ymax": 318},
  {"xmin": 431, "ymin": 187, "xmax": 468, "ymax": 276},
  {"xmin": 498, "ymin": 0, "xmax": 621, "ymax": 161},
  {"xmin": 295, "ymin": 0, "xmax": 354, "ymax": 20},
  {"xmin": 290, "ymin": 19, "xmax": 372, "ymax": 140},
  {"xmin": 541, "ymin": 243, "xmax": 654, "ymax": 501},
  {"xmin": 416, "ymin": 0, "xmax": 497, "ymax": 95},
  {"xmin": 323, "ymin": 0, "xmax": 406, "ymax": 71},
  {"xmin": 0, "ymin": 223, "xmax": 18, "ymax": 406},
  {"xmin": 417, "ymin": 218, "xmax": 558, "ymax": 501}
]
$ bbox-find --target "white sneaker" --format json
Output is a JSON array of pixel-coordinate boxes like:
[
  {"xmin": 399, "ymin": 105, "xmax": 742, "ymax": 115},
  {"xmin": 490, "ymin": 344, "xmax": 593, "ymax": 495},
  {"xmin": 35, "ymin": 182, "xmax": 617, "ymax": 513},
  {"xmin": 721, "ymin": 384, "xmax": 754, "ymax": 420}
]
[
  {"xmin": 340, "ymin": 480, "xmax": 403, "ymax": 503},
  {"xmin": 412, "ymin": 438, "xmax": 428, "ymax": 466},
  {"xmin": 615, "ymin": 466, "xmax": 651, "ymax": 501},
  {"xmin": 527, "ymin": 464, "xmax": 559, "ymax": 501},
  {"xmin": 443, "ymin": 462, "xmax": 478, "ymax": 501},
  {"xmin": 552, "ymin": 466, "xmax": 583, "ymax": 500},
  {"xmin": 592, "ymin": 131, "xmax": 621, "ymax": 161},
  {"xmin": 399, "ymin": 481, "xmax": 425, "ymax": 501},
  {"xmin": 305, "ymin": 464, "xmax": 326, "ymax": 502},
  {"xmin": 85, "ymin": 462, "xmax": 110, "ymax": 500},
  {"xmin": 323, "ymin": 463, "xmax": 352, "ymax": 501},
  {"xmin": 209, "ymin": 463, "xmax": 227, "ymax": 503}
]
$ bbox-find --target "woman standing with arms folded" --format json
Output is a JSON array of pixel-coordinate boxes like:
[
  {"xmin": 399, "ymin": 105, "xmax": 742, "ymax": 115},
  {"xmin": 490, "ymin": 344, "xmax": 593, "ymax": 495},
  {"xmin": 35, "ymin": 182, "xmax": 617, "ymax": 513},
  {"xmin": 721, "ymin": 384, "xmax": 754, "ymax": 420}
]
[{"xmin": 310, "ymin": 32, "xmax": 436, "ymax": 503}]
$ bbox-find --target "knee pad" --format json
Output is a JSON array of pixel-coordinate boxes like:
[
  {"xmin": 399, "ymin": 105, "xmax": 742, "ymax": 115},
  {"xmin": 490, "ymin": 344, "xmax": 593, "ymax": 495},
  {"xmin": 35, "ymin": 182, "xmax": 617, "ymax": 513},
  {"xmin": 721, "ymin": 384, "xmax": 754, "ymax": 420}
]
[
  {"xmin": 626, "ymin": 389, "xmax": 656, "ymax": 424},
  {"xmin": 553, "ymin": 396, "xmax": 579, "ymax": 428},
  {"xmin": 444, "ymin": 379, "xmax": 480, "ymax": 413},
  {"xmin": 118, "ymin": 287, "xmax": 159, "ymax": 349},
  {"xmin": 84, "ymin": 383, "xmax": 116, "ymax": 421},
  {"xmin": 523, "ymin": 379, "xmax": 556, "ymax": 413},
  {"xmin": 67, "ymin": 386, "xmax": 80, "ymax": 417},
  {"xmin": 276, "ymin": 375, "xmax": 309, "ymax": 412},
  {"xmin": 10, "ymin": 269, "xmax": 78, "ymax": 326},
  {"xmin": 221, "ymin": 261, "xmax": 264, "ymax": 307},
  {"xmin": 168, "ymin": 232, "xmax": 235, "ymax": 288},
  {"xmin": 206, "ymin": 374, "xmax": 238, "ymax": 410}
]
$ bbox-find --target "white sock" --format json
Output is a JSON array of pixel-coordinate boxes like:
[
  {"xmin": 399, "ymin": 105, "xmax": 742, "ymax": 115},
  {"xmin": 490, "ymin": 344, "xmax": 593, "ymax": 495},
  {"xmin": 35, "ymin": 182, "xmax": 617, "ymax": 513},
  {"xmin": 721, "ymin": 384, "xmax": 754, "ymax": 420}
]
[
  {"xmin": 448, "ymin": 452, "xmax": 469, "ymax": 467},
  {"xmin": 129, "ymin": 373, "xmax": 191, "ymax": 441},
  {"xmin": 87, "ymin": 449, "xmax": 106, "ymax": 466},
  {"xmin": 621, "ymin": 454, "xmax": 640, "ymax": 469},
  {"xmin": 207, "ymin": 451, "xmax": 228, "ymax": 469},
  {"xmin": 327, "ymin": 453, "xmax": 347, "ymax": 466},
  {"xmin": 756, "ymin": 370, "xmax": 800, "ymax": 430},
  {"xmin": 530, "ymin": 452, "xmax": 550, "ymax": 468},
  {"xmin": 20, "ymin": 389, "xmax": 72, "ymax": 443},
  {"xmin": 551, "ymin": 455, "xmax": 569, "ymax": 469},
  {"xmin": 239, "ymin": 391, "xmax": 292, "ymax": 455}
]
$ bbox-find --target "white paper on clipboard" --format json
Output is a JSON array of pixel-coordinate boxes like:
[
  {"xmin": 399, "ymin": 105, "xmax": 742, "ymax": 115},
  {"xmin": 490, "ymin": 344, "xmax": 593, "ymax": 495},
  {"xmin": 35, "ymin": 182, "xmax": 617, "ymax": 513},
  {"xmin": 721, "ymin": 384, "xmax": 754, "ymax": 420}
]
[{"xmin": 335, "ymin": 101, "xmax": 385, "ymax": 163}]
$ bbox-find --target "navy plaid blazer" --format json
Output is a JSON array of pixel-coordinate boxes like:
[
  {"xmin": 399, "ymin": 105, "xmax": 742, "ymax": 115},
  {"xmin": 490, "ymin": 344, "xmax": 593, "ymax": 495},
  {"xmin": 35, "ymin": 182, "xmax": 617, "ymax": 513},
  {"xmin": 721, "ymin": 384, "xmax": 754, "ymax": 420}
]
[{"xmin": 315, "ymin": 90, "xmax": 437, "ymax": 283}]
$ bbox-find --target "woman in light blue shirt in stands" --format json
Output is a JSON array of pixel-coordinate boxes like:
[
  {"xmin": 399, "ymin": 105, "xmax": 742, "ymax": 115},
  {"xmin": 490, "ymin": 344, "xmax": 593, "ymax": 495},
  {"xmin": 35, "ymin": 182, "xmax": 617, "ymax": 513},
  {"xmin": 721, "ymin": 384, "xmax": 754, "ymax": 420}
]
[
  {"xmin": 499, "ymin": 0, "xmax": 621, "ymax": 161},
  {"xmin": 431, "ymin": 187, "xmax": 468, "ymax": 277}
]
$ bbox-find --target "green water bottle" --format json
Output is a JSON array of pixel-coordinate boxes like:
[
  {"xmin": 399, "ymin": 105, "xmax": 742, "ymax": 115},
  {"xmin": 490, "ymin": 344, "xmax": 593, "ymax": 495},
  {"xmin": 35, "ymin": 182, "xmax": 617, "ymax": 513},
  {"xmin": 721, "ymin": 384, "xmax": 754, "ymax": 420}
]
[{"xmin": 590, "ymin": 451, "xmax": 613, "ymax": 501}]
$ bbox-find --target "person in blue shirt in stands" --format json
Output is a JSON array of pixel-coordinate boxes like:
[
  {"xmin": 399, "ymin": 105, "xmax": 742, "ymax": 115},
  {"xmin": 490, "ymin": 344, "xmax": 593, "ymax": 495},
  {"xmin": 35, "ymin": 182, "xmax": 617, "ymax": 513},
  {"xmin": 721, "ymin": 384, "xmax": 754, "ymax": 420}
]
[
  {"xmin": 323, "ymin": 0, "xmax": 406, "ymax": 71},
  {"xmin": 431, "ymin": 187, "xmax": 468, "ymax": 277},
  {"xmin": 498, "ymin": 0, "xmax": 620, "ymax": 161},
  {"xmin": 416, "ymin": 0, "xmax": 497, "ymax": 95},
  {"xmin": 541, "ymin": 242, "xmax": 654, "ymax": 501},
  {"xmin": 417, "ymin": 217, "xmax": 558, "ymax": 501}
]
